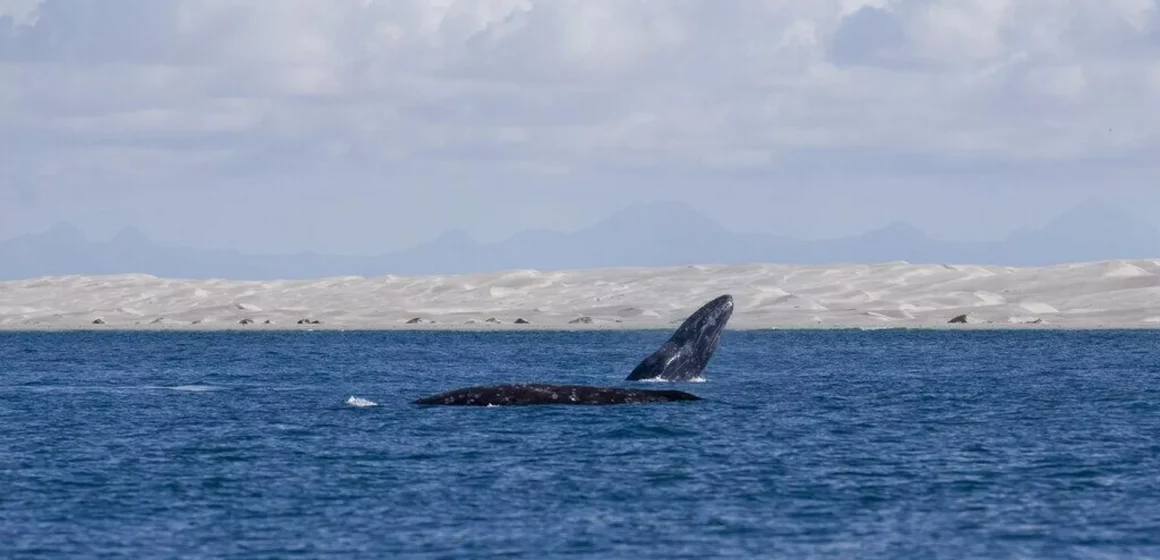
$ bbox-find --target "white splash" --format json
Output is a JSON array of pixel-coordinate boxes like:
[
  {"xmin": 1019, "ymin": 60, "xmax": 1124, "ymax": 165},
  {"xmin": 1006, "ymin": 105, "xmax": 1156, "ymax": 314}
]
[
  {"xmin": 345, "ymin": 395, "xmax": 378, "ymax": 407},
  {"xmin": 638, "ymin": 376, "xmax": 706, "ymax": 383}
]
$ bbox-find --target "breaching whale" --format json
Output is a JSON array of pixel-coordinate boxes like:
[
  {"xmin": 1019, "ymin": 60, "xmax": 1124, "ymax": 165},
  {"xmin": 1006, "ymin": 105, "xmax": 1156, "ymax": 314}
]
[
  {"xmin": 412, "ymin": 294, "xmax": 733, "ymax": 406},
  {"xmin": 626, "ymin": 293, "xmax": 733, "ymax": 382}
]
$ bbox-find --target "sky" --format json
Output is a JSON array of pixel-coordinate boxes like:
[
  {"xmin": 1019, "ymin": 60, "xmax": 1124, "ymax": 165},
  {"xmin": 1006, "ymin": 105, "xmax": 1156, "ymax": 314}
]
[{"xmin": 1, "ymin": 0, "xmax": 1158, "ymax": 256}]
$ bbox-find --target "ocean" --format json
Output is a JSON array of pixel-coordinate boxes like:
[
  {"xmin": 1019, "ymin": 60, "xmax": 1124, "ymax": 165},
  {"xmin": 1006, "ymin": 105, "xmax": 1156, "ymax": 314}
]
[{"xmin": 2, "ymin": 329, "xmax": 1159, "ymax": 558}]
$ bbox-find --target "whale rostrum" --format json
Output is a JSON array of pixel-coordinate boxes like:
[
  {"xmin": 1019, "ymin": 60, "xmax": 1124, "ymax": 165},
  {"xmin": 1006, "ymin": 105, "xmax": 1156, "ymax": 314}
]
[{"xmin": 626, "ymin": 293, "xmax": 733, "ymax": 382}]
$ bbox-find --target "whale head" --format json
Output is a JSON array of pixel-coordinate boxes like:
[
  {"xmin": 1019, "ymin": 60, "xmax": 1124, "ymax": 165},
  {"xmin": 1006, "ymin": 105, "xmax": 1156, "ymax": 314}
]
[{"xmin": 625, "ymin": 294, "xmax": 734, "ymax": 382}]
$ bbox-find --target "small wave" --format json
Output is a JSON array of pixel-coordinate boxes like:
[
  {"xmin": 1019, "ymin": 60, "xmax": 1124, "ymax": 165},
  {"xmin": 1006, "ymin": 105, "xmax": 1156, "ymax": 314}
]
[
  {"xmin": 165, "ymin": 385, "xmax": 222, "ymax": 392},
  {"xmin": 4, "ymin": 385, "xmax": 223, "ymax": 393},
  {"xmin": 345, "ymin": 395, "xmax": 378, "ymax": 407},
  {"xmin": 600, "ymin": 424, "xmax": 701, "ymax": 439}
]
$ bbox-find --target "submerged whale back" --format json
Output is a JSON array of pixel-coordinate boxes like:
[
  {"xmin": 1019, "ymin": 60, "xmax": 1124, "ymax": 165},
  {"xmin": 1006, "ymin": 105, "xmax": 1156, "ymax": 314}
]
[{"xmin": 413, "ymin": 383, "xmax": 701, "ymax": 406}]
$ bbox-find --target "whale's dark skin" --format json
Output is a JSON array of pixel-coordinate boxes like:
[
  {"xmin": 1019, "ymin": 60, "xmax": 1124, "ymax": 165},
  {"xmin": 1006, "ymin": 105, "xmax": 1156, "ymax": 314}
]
[
  {"xmin": 626, "ymin": 293, "xmax": 733, "ymax": 381},
  {"xmin": 412, "ymin": 294, "xmax": 733, "ymax": 406},
  {"xmin": 413, "ymin": 383, "xmax": 701, "ymax": 406}
]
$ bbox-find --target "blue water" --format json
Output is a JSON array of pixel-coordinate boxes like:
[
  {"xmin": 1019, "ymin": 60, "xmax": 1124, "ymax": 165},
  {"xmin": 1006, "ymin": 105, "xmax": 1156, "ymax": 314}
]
[{"xmin": 2, "ymin": 329, "xmax": 1159, "ymax": 558}]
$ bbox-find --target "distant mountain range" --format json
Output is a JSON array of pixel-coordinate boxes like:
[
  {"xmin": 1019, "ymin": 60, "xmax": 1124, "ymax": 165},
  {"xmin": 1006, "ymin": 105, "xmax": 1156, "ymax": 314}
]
[{"xmin": 2, "ymin": 199, "xmax": 1159, "ymax": 280}]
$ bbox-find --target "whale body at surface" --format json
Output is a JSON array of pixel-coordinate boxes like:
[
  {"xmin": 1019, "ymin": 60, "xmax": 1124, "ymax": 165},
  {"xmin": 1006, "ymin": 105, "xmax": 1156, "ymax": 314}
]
[{"xmin": 413, "ymin": 383, "xmax": 700, "ymax": 406}]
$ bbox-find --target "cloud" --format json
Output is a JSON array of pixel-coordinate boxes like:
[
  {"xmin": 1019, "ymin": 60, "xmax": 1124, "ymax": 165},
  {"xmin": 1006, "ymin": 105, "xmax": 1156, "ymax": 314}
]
[{"xmin": 0, "ymin": 0, "xmax": 1157, "ymax": 189}]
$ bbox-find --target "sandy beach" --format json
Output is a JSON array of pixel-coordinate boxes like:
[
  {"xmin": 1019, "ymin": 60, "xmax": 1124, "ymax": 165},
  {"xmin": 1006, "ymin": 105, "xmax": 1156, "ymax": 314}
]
[{"xmin": 2, "ymin": 259, "xmax": 1159, "ymax": 331}]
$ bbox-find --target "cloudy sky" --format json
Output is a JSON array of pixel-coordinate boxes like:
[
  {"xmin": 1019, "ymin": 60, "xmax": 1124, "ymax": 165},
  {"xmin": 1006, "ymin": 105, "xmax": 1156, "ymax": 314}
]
[{"xmin": 1, "ymin": 0, "xmax": 1158, "ymax": 255}]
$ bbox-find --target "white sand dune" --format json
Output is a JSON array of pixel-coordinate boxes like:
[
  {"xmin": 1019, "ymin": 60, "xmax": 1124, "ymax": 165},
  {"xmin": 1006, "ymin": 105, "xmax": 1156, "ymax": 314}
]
[{"xmin": 2, "ymin": 259, "xmax": 1160, "ymax": 330}]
